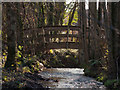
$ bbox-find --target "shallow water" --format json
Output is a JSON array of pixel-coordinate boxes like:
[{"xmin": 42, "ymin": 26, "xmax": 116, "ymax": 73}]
[{"xmin": 39, "ymin": 68, "xmax": 106, "ymax": 89}]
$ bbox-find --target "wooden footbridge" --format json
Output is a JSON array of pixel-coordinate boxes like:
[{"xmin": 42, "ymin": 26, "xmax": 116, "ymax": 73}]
[{"xmin": 23, "ymin": 26, "xmax": 83, "ymax": 55}]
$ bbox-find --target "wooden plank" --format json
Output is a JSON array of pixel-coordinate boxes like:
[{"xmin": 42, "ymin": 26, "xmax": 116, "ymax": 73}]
[
  {"xmin": 43, "ymin": 26, "xmax": 80, "ymax": 29},
  {"xmin": 45, "ymin": 34, "xmax": 79, "ymax": 38},
  {"xmin": 46, "ymin": 42, "xmax": 81, "ymax": 49},
  {"xmin": 23, "ymin": 35, "xmax": 44, "ymax": 40},
  {"xmin": 43, "ymin": 26, "xmax": 80, "ymax": 31},
  {"xmin": 44, "ymin": 28, "xmax": 80, "ymax": 32},
  {"xmin": 23, "ymin": 28, "xmax": 42, "ymax": 32},
  {"xmin": 23, "ymin": 26, "xmax": 81, "ymax": 33},
  {"xmin": 23, "ymin": 35, "xmax": 81, "ymax": 44},
  {"xmin": 23, "ymin": 34, "xmax": 79, "ymax": 38}
]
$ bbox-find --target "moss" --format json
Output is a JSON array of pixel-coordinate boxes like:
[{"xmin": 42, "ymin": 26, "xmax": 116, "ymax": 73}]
[{"xmin": 22, "ymin": 66, "xmax": 31, "ymax": 73}]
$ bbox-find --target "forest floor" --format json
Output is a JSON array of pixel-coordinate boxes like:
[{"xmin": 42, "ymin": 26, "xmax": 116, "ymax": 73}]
[{"xmin": 2, "ymin": 70, "xmax": 45, "ymax": 89}]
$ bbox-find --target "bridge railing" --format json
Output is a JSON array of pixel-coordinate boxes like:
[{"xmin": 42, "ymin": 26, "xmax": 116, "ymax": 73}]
[{"xmin": 22, "ymin": 26, "xmax": 82, "ymax": 55}]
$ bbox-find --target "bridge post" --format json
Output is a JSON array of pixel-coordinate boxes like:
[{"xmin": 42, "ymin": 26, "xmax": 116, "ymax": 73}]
[{"xmin": 42, "ymin": 27, "xmax": 46, "ymax": 51}]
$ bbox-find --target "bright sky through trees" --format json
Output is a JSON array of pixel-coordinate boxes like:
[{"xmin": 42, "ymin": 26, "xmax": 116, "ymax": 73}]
[{"xmin": 66, "ymin": 0, "xmax": 107, "ymax": 10}]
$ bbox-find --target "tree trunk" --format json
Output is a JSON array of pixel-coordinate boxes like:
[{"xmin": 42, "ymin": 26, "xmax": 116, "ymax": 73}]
[
  {"xmin": 68, "ymin": 3, "xmax": 76, "ymax": 26},
  {"xmin": 89, "ymin": 2, "xmax": 97, "ymax": 59},
  {"xmin": 98, "ymin": 2, "xmax": 105, "ymax": 27},
  {"xmin": 78, "ymin": 2, "xmax": 84, "ymax": 66},
  {"xmin": 82, "ymin": 3, "xmax": 88, "ymax": 65},
  {"xmin": 16, "ymin": 3, "xmax": 24, "ymax": 56},
  {"xmin": 60, "ymin": 2, "xmax": 65, "ymax": 26},
  {"xmin": 38, "ymin": 2, "xmax": 45, "ymax": 27},
  {"xmin": 47, "ymin": 3, "xmax": 54, "ymax": 26},
  {"xmin": 4, "ymin": 3, "xmax": 17, "ymax": 70},
  {"xmin": 105, "ymin": 2, "xmax": 116, "ymax": 79}
]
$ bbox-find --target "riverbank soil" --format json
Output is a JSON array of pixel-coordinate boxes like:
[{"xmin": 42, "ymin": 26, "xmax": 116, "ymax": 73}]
[{"xmin": 2, "ymin": 69, "xmax": 57, "ymax": 89}]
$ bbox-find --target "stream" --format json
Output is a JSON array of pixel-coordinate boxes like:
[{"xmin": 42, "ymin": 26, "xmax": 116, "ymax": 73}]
[{"xmin": 38, "ymin": 68, "xmax": 106, "ymax": 89}]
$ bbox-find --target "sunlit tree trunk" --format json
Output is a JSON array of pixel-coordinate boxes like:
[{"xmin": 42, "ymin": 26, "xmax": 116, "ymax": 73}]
[{"xmin": 68, "ymin": 3, "xmax": 76, "ymax": 26}]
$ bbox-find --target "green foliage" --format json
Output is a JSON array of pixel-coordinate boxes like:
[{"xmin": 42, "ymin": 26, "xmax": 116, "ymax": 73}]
[
  {"xmin": 96, "ymin": 73, "xmax": 107, "ymax": 82},
  {"xmin": 16, "ymin": 45, "xmax": 23, "ymax": 60},
  {"xmin": 104, "ymin": 79, "xmax": 119, "ymax": 88},
  {"xmin": 71, "ymin": 9, "xmax": 78, "ymax": 26},
  {"xmin": 39, "ymin": 49, "xmax": 78, "ymax": 68},
  {"xmin": 16, "ymin": 54, "xmax": 44, "ymax": 73},
  {"xmin": 3, "ymin": 76, "xmax": 8, "ymax": 82},
  {"xmin": 16, "ymin": 50, "xmax": 22, "ymax": 58},
  {"xmin": 84, "ymin": 58, "xmax": 104, "ymax": 78},
  {"xmin": 22, "ymin": 66, "xmax": 31, "ymax": 73},
  {"xmin": 89, "ymin": 59, "xmax": 102, "ymax": 66},
  {"xmin": 18, "ymin": 45, "xmax": 23, "ymax": 51}
]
